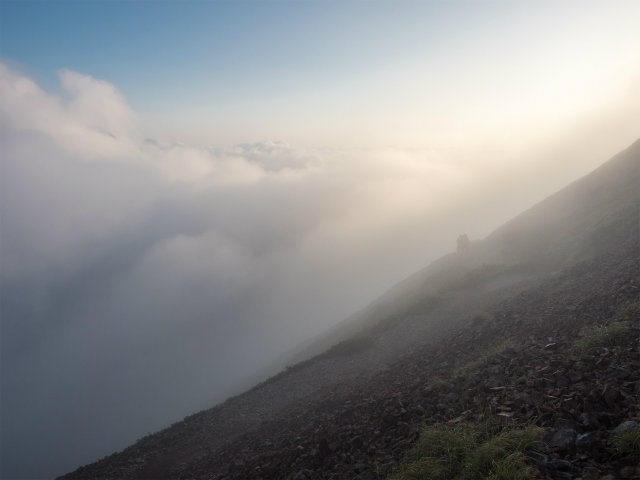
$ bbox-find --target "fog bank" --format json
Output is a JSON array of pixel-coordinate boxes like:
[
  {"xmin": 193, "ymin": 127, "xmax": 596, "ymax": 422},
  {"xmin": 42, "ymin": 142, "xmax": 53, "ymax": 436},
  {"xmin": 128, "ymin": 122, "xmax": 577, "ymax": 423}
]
[{"xmin": 1, "ymin": 63, "xmax": 639, "ymax": 478}]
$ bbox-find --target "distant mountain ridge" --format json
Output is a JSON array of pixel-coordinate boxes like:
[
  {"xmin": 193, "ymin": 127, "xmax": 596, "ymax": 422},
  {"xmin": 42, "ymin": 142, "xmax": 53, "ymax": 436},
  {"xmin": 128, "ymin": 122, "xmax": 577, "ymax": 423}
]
[{"xmin": 60, "ymin": 138, "xmax": 640, "ymax": 480}]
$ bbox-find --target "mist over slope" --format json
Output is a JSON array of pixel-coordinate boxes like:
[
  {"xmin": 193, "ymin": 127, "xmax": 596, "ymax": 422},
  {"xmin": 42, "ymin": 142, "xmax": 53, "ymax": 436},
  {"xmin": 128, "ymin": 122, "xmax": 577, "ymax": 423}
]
[
  {"xmin": 4, "ymin": 62, "xmax": 593, "ymax": 479},
  {"xmin": 3, "ymin": 2, "xmax": 640, "ymax": 476},
  {"xmin": 60, "ymin": 139, "xmax": 640, "ymax": 479},
  {"xmin": 290, "ymin": 138, "xmax": 640, "ymax": 362},
  {"xmin": 6, "ymin": 59, "xmax": 639, "ymax": 480}
]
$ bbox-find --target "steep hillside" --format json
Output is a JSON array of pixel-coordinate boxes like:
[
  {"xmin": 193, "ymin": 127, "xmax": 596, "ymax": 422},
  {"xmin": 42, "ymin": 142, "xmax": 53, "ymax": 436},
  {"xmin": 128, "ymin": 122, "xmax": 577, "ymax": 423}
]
[
  {"xmin": 60, "ymin": 140, "xmax": 640, "ymax": 480},
  {"xmin": 482, "ymin": 137, "xmax": 640, "ymax": 267},
  {"xmin": 284, "ymin": 138, "xmax": 640, "ymax": 365}
]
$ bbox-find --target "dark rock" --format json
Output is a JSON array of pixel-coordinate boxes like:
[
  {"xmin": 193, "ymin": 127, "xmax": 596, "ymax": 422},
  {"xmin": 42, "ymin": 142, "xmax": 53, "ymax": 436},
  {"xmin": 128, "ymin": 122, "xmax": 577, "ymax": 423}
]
[
  {"xmin": 351, "ymin": 436, "xmax": 364, "ymax": 450},
  {"xmin": 580, "ymin": 412, "xmax": 598, "ymax": 429},
  {"xmin": 603, "ymin": 387, "xmax": 621, "ymax": 408},
  {"xmin": 352, "ymin": 463, "xmax": 367, "ymax": 473},
  {"xmin": 553, "ymin": 416, "xmax": 580, "ymax": 431},
  {"xmin": 545, "ymin": 428, "xmax": 577, "ymax": 452},
  {"xmin": 318, "ymin": 439, "xmax": 331, "ymax": 460},
  {"xmin": 580, "ymin": 466, "xmax": 602, "ymax": 480},
  {"xmin": 556, "ymin": 375, "xmax": 571, "ymax": 388},
  {"xmin": 619, "ymin": 465, "xmax": 636, "ymax": 479},
  {"xmin": 576, "ymin": 432, "xmax": 603, "ymax": 453},
  {"xmin": 445, "ymin": 392, "xmax": 459, "ymax": 403},
  {"xmin": 546, "ymin": 458, "xmax": 574, "ymax": 472}
]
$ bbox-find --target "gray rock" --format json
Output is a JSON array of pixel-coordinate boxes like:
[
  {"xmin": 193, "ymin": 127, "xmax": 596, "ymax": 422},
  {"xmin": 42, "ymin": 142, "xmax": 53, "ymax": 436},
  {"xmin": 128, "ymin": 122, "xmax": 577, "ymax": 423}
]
[{"xmin": 612, "ymin": 420, "xmax": 640, "ymax": 434}]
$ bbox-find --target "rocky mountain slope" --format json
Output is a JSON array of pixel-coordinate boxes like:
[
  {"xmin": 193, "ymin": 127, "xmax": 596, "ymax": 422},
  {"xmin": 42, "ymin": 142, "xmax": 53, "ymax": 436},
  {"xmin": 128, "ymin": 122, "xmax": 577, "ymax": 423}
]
[{"xmin": 61, "ymin": 140, "xmax": 640, "ymax": 480}]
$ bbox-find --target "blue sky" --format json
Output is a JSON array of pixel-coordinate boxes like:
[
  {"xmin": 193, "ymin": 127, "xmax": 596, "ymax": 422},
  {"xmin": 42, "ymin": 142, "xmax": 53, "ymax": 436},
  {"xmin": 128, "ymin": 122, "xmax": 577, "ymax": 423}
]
[
  {"xmin": 2, "ymin": 1, "xmax": 452, "ymax": 105},
  {"xmin": 6, "ymin": 0, "xmax": 638, "ymax": 146}
]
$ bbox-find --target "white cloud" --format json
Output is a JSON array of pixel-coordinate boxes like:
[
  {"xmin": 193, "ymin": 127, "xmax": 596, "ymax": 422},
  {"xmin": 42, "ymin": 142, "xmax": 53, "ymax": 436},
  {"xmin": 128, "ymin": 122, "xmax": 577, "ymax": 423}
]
[
  {"xmin": 1, "ymin": 62, "xmax": 639, "ymax": 478},
  {"xmin": 0, "ymin": 64, "xmax": 142, "ymax": 160},
  {"xmin": 59, "ymin": 69, "xmax": 139, "ymax": 140}
]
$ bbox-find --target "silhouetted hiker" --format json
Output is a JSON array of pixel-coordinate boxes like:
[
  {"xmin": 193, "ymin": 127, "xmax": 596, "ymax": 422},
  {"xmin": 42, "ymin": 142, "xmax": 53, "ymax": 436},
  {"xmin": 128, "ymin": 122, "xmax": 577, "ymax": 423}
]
[{"xmin": 457, "ymin": 233, "xmax": 470, "ymax": 253}]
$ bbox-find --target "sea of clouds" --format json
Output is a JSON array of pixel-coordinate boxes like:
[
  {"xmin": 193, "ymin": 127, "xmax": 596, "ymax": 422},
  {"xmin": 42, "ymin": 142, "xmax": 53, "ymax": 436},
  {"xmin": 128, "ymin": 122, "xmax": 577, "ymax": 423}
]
[{"xmin": 1, "ymin": 62, "xmax": 638, "ymax": 478}]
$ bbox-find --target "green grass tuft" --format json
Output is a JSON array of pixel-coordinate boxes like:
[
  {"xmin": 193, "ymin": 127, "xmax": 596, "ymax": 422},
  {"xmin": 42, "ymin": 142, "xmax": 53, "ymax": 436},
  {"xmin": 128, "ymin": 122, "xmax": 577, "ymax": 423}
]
[
  {"xmin": 486, "ymin": 452, "xmax": 532, "ymax": 480},
  {"xmin": 452, "ymin": 340, "xmax": 514, "ymax": 379},
  {"xmin": 615, "ymin": 300, "xmax": 640, "ymax": 321},
  {"xmin": 424, "ymin": 376, "xmax": 448, "ymax": 392},
  {"xmin": 464, "ymin": 427, "xmax": 539, "ymax": 479},
  {"xmin": 390, "ymin": 423, "xmax": 477, "ymax": 480},
  {"xmin": 573, "ymin": 322, "xmax": 629, "ymax": 356},
  {"xmin": 389, "ymin": 422, "xmax": 541, "ymax": 480},
  {"xmin": 613, "ymin": 429, "xmax": 640, "ymax": 461},
  {"xmin": 453, "ymin": 358, "xmax": 485, "ymax": 378}
]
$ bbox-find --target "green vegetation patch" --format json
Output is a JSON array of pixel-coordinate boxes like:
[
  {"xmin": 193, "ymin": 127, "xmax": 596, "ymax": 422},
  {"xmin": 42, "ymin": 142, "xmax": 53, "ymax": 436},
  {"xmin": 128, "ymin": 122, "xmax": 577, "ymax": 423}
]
[
  {"xmin": 389, "ymin": 422, "xmax": 541, "ymax": 480},
  {"xmin": 615, "ymin": 300, "xmax": 640, "ymax": 322},
  {"xmin": 453, "ymin": 358, "xmax": 485, "ymax": 379},
  {"xmin": 486, "ymin": 340, "xmax": 515, "ymax": 360},
  {"xmin": 452, "ymin": 340, "xmax": 514, "ymax": 379},
  {"xmin": 573, "ymin": 321, "xmax": 630, "ymax": 356},
  {"xmin": 466, "ymin": 428, "xmax": 539, "ymax": 480},
  {"xmin": 613, "ymin": 428, "xmax": 640, "ymax": 462},
  {"xmin": 424, "ymin": 376, "xmax": 448, "ymax": 393},
  {"xmin": 389, "ymin": 423, "xmax": 476, "ymax": 480}
]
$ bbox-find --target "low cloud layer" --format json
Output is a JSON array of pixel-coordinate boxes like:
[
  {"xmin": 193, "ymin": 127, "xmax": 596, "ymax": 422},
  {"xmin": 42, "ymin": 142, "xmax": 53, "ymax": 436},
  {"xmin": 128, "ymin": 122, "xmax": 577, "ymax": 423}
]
[{"xmin": 1, "ymin": 64, "xmax": 639, "ymax": 478}]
